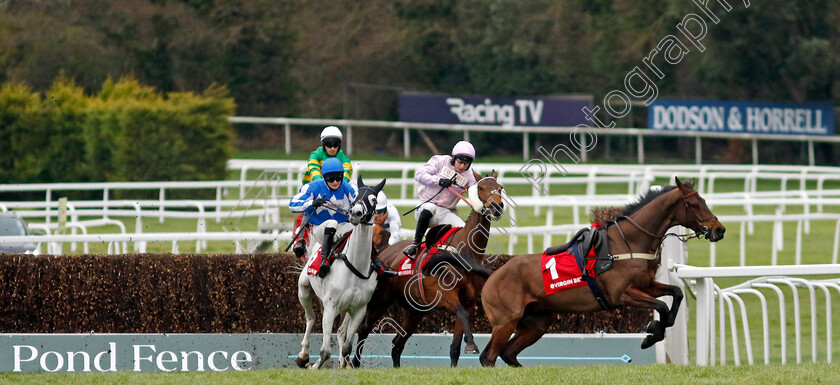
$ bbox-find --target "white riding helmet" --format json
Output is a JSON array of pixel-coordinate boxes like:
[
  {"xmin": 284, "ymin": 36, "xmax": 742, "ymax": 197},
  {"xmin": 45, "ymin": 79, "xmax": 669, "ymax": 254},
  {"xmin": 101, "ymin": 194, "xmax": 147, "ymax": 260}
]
[
  {"xmin": 451, "ymin": 141, "xmax": 476, "ymax": 160},
  {"xmin": 320, "ymin": 126, "xmax": 343, "ymax": 142},
  {"xmin": 376, "ymin": 191, "xmax": 388, "ymax": 211}
]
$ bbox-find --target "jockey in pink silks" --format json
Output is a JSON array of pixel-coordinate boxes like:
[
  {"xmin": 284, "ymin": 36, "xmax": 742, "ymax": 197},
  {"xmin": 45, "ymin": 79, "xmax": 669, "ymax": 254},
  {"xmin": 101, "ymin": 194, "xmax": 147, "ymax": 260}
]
[{"xmin": 402, "ymin": 141, "xmax": 478, "ymax": 258}]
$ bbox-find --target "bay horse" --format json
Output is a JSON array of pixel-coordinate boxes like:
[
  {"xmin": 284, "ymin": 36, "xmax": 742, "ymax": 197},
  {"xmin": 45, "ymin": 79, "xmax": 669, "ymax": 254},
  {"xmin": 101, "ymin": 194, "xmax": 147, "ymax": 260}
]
[
  {"xmin": 353, "ymin": 171, "xmax": 506, "ymax": 367},
  {"xmin": 479, "ymin": 178, "xmax": 726, "ymax": 367},
  {"xmin": 296, "ymin": 176, "xmax": 386, "ymax": 370},
  {"xmin": 371, "ymin": 211, "xmax": 391, "ymax": 255}
]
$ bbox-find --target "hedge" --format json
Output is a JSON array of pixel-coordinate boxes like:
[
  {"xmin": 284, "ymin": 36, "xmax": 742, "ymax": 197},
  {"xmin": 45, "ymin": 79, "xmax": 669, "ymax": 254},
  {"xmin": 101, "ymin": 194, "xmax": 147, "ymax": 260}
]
[
  {"xmin": 0, "ymin": 77, "xmax": 235, "ymax": 191},
  {"xmin": 0, "ymin": 253, "xmax": 649, "ymax": 334}
]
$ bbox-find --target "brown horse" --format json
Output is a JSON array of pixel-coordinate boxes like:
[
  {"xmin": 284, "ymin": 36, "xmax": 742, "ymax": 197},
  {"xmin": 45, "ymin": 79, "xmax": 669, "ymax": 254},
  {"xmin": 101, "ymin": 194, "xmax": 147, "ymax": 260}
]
[
  {"xmin": 371, "ymin": 211, "xmax": 390, "ymax": 256},
  {"xmin": 479, "ymin": 178, "xmax": 726, "ymax": 367},
  {"xmin": 353, "ymin": 172, "xmax": 506, "ymax": 367}
]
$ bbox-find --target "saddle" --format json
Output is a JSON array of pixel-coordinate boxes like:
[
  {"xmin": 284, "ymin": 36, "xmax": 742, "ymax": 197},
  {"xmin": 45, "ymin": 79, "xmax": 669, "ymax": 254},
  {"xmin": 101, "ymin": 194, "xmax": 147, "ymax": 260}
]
[
  {"xmin": 424, "ymin": 224, "xmax": 453, "ymax": 248},
  {"xmin": 545, "ymin": 224, "xmax": 613, "ymax": 276}
]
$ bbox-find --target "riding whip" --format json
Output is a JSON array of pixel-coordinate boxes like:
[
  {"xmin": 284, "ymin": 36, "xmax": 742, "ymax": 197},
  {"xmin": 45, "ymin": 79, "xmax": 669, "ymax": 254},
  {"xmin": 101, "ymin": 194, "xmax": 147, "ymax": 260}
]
[
  {"xmin": 284, "ymin": 198, "xmax": 318, "ymax": 252},
  {"xmin": 402, "ymin": 175, "xmax": 458, "ymax": 216}
]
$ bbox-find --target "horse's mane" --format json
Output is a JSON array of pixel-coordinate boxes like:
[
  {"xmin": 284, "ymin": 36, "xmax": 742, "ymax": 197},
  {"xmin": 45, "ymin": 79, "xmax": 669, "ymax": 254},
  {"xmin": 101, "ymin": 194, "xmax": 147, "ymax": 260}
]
[{"xmin": 591, "ymin": 185, "xmax": 677, "ymax": 223}]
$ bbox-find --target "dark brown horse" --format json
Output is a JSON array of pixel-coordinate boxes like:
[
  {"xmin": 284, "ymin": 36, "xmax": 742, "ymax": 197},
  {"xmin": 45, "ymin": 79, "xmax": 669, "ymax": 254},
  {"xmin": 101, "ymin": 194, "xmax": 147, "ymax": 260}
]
[
  {"xmin": 353, "ymin": 172, "xmax": 506, "ymax": 367},
  {"xmin": 479, "ymin": 178, "xmax": 726, "ymax": 367}
]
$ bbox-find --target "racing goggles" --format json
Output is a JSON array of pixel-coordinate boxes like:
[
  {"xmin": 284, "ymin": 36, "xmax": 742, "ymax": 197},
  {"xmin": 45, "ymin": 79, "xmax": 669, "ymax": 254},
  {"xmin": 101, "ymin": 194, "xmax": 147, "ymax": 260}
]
[
  {"xmin": 322, "ymin": 138, "xmax": 341, "ymax": 148},
  {"xmin": 453, "ymin": 154, "xmax": 473, "ymax": 164},
  {"xmin": 323, "ymin": 173, "xmax": 343, "ymax": 183}
]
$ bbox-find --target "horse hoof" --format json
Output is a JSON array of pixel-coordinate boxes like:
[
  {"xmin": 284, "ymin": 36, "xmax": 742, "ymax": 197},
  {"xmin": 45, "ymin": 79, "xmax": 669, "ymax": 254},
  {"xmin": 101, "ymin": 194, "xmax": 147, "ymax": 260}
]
[
  {"xmin": 296, "ymin": 355, "xmax": 309, "ymax": 368},
  {"xmin": 641, "ymin": 335, "xmax": 657, "ymax": 349},
  {"xmin": 464, "ymin": 343, "xmax": 480, "ymax": 354},
  {"xmin": 305, "ymin": 363, "xmax": 315, "ymax": 369},
  {"xmin": 351, "ymin": 358, "xmax": 361, "ymax": 368},
  {"xmin": 645, "ymin": 320, "xmax": 661, "ymax": 334}
]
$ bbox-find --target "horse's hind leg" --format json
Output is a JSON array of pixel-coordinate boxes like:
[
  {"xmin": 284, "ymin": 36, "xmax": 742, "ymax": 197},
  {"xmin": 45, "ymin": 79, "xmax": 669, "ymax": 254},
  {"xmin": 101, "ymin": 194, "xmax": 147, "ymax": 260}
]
[
  {"xmin": 449, "ymin": 321, "xmax": 465, "ymax": 367},
  {"xmin": 460, "ymin": 306, "xmax": 480, "ymax": 355},
  {"xmin": 621, "ymin": 286, "xmax": 670, "ymax": 349},
  {"xmin": 336, "ymin": 313, "xmax": 350, "ymax": 368},
  {"xmin": 446, "ymin": 302, "xmax": 478, "ymax": 367},
  {"xmin": 340, "ymin": 307, "xmax": 368, "ymax": 369},
  {"xmin": 391, "ymin": 310, "xmax": 424, "ymax": 368},
  {"xmin": 499, "ymin": 311, "xmax": 553, "ymax": 367},
  {"xmin": 479, "ymin": 319, "xmax": 518, "ymax": 367},
  {"xmin": 352, "ymin": 290, "xmax": 391, "ymax": 368},
  {"xmin": 296, "ymin": 275, "xmax": 316, "ymax": 368}
]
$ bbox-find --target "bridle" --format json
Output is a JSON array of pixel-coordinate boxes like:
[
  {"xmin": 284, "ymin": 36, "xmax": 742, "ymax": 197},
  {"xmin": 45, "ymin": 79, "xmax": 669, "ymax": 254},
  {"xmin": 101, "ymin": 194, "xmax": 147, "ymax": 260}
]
[
  {"xmin": 680, "ymin": 190, "xmax": 718, "ymax": 240},
  {"xmin": 467, "ymin": 177, "xmax": 505, "ymax": 218},
  {"xmin": 617, "ymin": 189, "xmax": 717, "ymax": 243},
  {"xmin": 349, "ymin": 186, "xmax": 379, "ymax": 225}
]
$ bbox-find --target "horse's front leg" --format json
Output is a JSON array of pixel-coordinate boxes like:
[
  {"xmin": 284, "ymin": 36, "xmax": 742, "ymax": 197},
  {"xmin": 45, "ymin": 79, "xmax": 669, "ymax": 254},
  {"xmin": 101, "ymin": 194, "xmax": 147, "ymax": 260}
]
[
  {"xmin": 620, "ymin": 286, "xmax": 670, "ymax": 349},
  {"xmin": 391, "ymin": 311, "xmax": 424, "ymax": 368},
  {"xmin": 311, "ymin": 305, "xmax": 339, "ymax": 369},
  {"xmin": 352, "ymin": 286, "xmax": 391, "ymax": 368},
  {"xmin": 642, "ymin": 281, "xmax": 683, "ymax": 328},
  {"xmin": 296, "ymin": 275, "xmax": 316, "ymax": 368}
]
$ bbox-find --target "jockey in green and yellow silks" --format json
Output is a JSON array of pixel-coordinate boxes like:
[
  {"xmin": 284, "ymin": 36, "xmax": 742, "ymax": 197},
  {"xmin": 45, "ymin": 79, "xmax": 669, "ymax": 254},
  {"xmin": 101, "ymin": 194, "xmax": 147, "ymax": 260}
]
[{"xmin": 302, "ymin": 126, "xmax": 352, "ymax": 185}]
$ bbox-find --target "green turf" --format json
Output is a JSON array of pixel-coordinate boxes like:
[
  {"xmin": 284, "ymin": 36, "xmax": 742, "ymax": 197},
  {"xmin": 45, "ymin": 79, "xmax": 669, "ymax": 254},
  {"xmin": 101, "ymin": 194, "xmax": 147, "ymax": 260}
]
[{"xmin": 2, "ymin": 363, "xmax": 838, "ymax": 384}]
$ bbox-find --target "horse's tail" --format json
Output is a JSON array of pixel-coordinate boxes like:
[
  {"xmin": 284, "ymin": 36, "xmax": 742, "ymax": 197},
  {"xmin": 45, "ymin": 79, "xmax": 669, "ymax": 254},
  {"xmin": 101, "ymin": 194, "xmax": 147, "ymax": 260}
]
[
  {"xmin": 289, "ymin": 260, "xmax": 306, "ymax": 275},
  {"xmin": 422, "ymin": 251, "xmax": 494, "ymax": 279}
]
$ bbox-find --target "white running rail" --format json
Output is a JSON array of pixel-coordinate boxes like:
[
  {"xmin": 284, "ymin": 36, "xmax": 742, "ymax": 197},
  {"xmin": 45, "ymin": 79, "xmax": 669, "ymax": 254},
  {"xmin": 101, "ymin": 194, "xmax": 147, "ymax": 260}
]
[{"xmin": 673, "ymin": 264, "xmax": 840, "ymax": 366}]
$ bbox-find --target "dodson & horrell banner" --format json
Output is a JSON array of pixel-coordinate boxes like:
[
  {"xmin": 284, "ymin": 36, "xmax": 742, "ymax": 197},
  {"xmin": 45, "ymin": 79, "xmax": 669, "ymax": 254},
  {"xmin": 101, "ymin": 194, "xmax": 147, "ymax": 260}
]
[
  {"xmin": 399, "ymin": 92, "xmax": 593, "ymax": 127},
  {"xmin": 648, "ymin": 99, "xmax": 834, "ymax": 136}
]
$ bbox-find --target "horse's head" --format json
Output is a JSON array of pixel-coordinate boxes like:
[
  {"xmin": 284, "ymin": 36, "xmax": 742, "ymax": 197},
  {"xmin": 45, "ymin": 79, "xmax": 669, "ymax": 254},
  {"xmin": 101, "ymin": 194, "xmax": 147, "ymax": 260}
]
[
  {"xmin": 349, "ymin": 175, "xmax": 386, "ymax": 226},
  {"xmin": 675, "ymin": 177, "xmax": 726, "ymax": 242},
  {"xmin": 468, "ymin": 170, "xmax": 505, "ymax": 220},
  {"xmin": 373, "ymin": 228, "xmax": 390, "ymax": 253}
]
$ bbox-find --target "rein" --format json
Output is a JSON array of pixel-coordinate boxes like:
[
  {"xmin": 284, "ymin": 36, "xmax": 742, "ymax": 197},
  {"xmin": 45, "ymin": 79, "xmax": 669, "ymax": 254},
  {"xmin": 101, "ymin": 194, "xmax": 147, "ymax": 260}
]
[
  {"xmin": 402, "ymin": 183, "xmax": 450, "ymax": 216},
  {"xmin": 336, "ymin": 253, "xmax": 377, "ymax": 280},
  {"xmin": 447, "ymin": 186, "xmax": 473, "ymax": 207},
  {"xmin": 610, "ymin": 188, "xmax": 715, "ymax": 256}
]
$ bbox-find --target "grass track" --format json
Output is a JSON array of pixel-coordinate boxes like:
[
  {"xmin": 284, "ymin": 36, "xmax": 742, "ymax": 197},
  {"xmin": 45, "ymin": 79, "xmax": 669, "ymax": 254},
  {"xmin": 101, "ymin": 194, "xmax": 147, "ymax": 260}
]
[{"xmin": 2, "ymin": 364, "xmax": 838, "ymax": 385}]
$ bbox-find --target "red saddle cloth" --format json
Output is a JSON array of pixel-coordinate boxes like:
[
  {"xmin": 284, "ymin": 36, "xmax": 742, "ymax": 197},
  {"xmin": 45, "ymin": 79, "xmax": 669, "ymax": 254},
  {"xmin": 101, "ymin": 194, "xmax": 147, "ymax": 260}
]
[
  {"xmin": 305, "ymin": 235, "xmax": 352, "ymax": 276},
  {"xmin": 396, "ymin": 226, "xmax": 461, "ymax": 276},
  {"xmin": 541, "ymin": 246, "xmax": 597, "ymax": 296}
]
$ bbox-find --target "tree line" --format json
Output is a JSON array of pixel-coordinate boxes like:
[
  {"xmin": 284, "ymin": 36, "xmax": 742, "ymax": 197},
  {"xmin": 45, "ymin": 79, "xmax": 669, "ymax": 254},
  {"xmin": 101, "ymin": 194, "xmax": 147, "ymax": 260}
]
[{"xmin": 0, "ymin": 0, "xmax": 836, "ymax": 122}]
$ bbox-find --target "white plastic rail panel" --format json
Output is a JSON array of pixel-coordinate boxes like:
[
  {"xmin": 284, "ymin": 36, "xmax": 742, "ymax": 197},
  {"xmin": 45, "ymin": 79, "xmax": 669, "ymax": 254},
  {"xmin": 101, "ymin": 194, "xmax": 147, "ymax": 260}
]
[{"xmin": 673, "ymin": 264, "xmax": 840, "ymax": 366}]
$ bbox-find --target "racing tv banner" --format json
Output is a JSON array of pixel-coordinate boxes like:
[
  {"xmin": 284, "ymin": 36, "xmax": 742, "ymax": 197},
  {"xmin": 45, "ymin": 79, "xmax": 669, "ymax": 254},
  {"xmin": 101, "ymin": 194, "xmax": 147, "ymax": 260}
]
[
  {"xmin": 648, "ymin": 99, "xmax": 834, "ymax": 136},
  {"xmin": 399, "ymin": 92, "xmax": 593, "ymax": 127}
]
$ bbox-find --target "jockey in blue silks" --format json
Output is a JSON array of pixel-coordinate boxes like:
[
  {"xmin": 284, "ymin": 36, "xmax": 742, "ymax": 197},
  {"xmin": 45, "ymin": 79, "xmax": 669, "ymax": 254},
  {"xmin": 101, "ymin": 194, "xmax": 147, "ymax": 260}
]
[{"xmin": 289, "ymin": 157, "xmax": 358, "ymax": 277}]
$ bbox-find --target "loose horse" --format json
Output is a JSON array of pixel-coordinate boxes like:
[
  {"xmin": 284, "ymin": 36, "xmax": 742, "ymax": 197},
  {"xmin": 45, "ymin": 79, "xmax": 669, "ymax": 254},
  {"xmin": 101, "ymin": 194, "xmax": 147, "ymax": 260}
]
[
  {"xmin": 353, "ymin": 172, "xmax": 506, "ymax": 367},
  {"xmin": 296, "ymin": 176, "xmax": 386, "ymax": 370},
  {"xmin": 479, "ymin": 178, "xmax": 726, "ymax": 367}
]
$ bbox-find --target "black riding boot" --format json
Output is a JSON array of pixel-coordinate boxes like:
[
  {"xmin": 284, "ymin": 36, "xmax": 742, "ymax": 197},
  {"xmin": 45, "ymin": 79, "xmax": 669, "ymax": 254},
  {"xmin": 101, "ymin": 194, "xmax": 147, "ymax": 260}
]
[
  {"xmin": 317, "ymin": 227, "xmax": 337, "ymax": 278},
  {"xmin": 292, "ymin": 236, "xmax": 307, "ymax": 259},
  {"xmin": 403, "ymin": 209, "xmax": 432, "ymax": 259}
]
